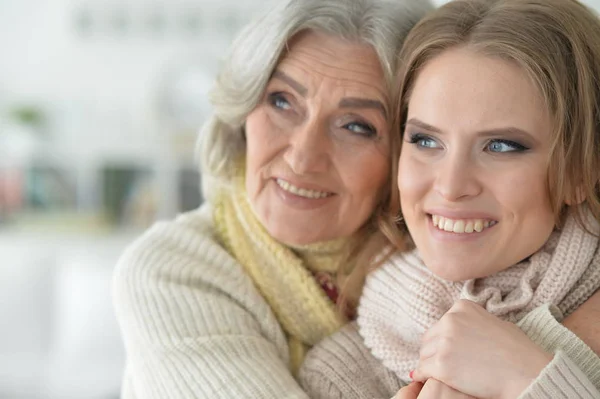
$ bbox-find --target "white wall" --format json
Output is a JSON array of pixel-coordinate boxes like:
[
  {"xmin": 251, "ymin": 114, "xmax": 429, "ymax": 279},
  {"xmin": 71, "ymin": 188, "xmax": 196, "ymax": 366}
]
[{"xmin": 434, "ymin": 0, "xmax": 600, "ymax": 8}]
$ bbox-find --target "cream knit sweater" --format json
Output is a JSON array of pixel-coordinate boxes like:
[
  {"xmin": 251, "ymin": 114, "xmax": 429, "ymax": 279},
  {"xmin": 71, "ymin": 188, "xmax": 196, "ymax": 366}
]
[
  {"xmin": 300, "ymin": 212, "xmax": 600, "ymax": 399},
  {"xmin": 299, "ymin": 304, "xmax": 600, "ymax": 398},
  {"xmin": 113, "ymin": 204, "xmax": 312, "ymax": 398}
]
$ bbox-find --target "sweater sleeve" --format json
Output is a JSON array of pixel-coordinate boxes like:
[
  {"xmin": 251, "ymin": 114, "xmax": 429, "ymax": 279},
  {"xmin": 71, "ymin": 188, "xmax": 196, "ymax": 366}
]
[
  {"xmin": 299, "ymin": 322, "xmax": 404, "ymax": 399},
  {"xmin": 516, "ymin": 304, "xmax": 600, "ymax": 399},
  {"xmin": 299, "ymin": 304, "xmax": 600, "ymax": 399},
  {"xmin": 112, "ymin": 205, "xmax": 309, "ymax": 399}
]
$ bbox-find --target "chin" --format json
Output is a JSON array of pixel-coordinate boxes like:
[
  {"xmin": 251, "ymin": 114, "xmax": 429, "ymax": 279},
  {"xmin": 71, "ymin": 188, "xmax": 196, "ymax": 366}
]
[
  {"xmin": 424, "ymin": 260, "xmax": 475, "ymax": 282},
  {"xmin": 266, "ymin": 224, "xmax": 320, "ymax": 246}
]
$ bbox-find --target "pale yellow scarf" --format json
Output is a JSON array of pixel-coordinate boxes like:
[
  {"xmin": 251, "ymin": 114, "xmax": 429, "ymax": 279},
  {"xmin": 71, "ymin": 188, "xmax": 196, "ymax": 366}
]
[{"xmin": 214, "ymin": 172, "xmax": 347, "ymax": 374}]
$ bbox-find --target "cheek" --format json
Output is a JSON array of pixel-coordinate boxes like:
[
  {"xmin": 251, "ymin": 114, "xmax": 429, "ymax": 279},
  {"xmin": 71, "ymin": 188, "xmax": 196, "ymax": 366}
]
[
  {"xmin": 344, "ymin": 150, "xmax": 389, "ymax": 206},
  {"xmin": 245, "ymin": 110, "xmax": 265, "ymax": 166},
  {"xmin": 397, "ymin": 152, "xmax": 428, "ymax": 212},
  {"xmin": 499, "ymin": 165, "xmax": 552, "ymax": 215},
  {"xmin": 244, "ymin": 109, "xmax": 272, "ymax": 197}
]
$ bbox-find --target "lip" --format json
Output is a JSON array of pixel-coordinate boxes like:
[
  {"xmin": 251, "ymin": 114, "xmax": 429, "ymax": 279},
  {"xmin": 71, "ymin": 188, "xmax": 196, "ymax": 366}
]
[
  {"xmin": 272, "ymin": 178, "xmax": 336, "ymax": 210},
  {"xmin": 425, "ymin": 208, "xmax": 498, "ymax": 221},
  {"xmin": 273, "ymin": 176, "xmax": 334, "ymax": 194},
  {"xmin": 427, "ymin": 211, "xmax": 498, "ymax": 242},
  {"xmin": 427, "ymin": 216, "xmax": 495, "ymax": 242}
]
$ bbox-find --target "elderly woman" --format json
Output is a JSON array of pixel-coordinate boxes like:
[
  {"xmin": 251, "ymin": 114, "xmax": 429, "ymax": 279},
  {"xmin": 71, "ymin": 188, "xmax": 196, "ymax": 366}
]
[
  {"xmin": 112, "ymin": 0, "xmax": 433, "ymax": 397},
  {"xmin": 299, "ymin": 0, "xmax": 600, "ymax": 398}
]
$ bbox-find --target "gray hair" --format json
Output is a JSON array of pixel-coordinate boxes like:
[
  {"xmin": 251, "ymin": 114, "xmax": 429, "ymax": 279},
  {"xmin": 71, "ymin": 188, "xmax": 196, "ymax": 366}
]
[{"xmin": 197, "ymin": 0, "xmax": 433, "ymax": 198}]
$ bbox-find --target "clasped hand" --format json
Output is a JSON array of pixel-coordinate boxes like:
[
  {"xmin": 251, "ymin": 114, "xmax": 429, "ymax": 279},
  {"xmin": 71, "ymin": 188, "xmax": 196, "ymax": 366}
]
[{"xmin": 394, "ymin": 300, "xmax": 552, "ymax": 399}]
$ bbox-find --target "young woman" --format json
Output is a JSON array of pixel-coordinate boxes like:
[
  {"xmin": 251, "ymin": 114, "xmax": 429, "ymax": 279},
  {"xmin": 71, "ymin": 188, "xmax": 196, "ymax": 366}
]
[{"xmin": 299, "ymin": 0, "xmax": 600, "ymax": 398}]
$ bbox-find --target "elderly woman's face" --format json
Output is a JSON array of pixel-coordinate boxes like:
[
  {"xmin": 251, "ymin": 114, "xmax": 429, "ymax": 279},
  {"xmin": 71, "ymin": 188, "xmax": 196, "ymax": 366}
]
[{"xmin": 245, "ymin": 31, "xmax": 390, "ymax": 246}]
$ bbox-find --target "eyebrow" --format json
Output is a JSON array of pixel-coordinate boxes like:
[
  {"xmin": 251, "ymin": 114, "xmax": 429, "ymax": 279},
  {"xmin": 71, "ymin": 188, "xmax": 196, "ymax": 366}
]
[
  {"xmin": 405, "ymin": 117, "xmax": 538, "ymax": 143},
  {"xmin": 272, "ymin": 70, "xmax": 307, "ymax": 96},
  {"xmin": 339, "ymin": 98, "xmax": 388, "ymax": 119},
  {"xmin": 272, "ymin": 70, "xmax": 387, "ymax": 119}
]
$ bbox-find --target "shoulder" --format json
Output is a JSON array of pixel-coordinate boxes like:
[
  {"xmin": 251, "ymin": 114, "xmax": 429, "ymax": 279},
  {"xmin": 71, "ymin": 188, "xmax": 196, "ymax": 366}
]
[
  {"xmin": 113, "ymin": 203, "xmax": 237, "ymax": 287},
  {"xmin": 116, "ymin": 202, "xmax": 219, "ymax": 265},
  {"xmin": 359, "ymin": 251, "xmax": 426, "ymax": 316},
  {"xmin": 112, "ymin": 202, "xmax": 284, "ymax": 342}
]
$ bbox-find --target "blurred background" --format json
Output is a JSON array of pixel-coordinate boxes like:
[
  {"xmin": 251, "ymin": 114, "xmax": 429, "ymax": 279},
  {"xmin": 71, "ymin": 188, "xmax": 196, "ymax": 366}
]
[
  {"xmin": 0, "ymin": 0, "xmax": 268, "ymax": 397},
  {"xmin": 1, "ymin": 0, "xmax": 600, "ymax": 398}
]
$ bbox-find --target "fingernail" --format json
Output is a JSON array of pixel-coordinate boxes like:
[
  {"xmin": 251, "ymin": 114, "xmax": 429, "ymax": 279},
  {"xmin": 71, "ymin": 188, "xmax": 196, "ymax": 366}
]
[{"xmin": 409, "ymin": 370, "xmax": 415, "ymax": 380}]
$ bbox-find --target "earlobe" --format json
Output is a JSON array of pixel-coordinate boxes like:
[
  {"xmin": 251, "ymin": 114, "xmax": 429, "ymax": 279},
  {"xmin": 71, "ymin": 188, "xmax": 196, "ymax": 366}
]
[{"xmin": 565, "ymin": 185, "xmax": 586, "ymax": 206}]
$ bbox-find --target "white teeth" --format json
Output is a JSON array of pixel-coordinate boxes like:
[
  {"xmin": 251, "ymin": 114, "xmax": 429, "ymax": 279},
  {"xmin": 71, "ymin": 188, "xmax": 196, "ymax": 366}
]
[
  {"xmin": 276, "ymin": 179, "xmax": 331, "ymax": 199},
  {"xmin": 443, "ymin": 219, "xmax": 453, "ymax": 232},
  {"xmin": 430, "ymin": 214, "xmax": 497, "ymax": 234},
  {"xmin": 465, "ymin": 221, "xmax": 474, "ymax": 233},
  {"xmin": 452, "ymin": 220, "xmax": 465, "ymax": 233},
  {"xmin": 474, "ymin": 220, "xmax": 483, "ymax": 232}
]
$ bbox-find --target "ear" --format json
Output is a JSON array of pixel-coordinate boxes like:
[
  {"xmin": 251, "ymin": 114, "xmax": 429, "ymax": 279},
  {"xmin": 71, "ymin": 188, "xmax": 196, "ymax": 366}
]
[{"xmin": 565, "ymin": 185, "xmax": 586, "ymax": 206}]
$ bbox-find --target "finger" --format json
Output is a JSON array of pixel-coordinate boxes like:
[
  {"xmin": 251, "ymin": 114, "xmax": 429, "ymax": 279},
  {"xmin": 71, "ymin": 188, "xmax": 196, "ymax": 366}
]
[
  {"xmin": 416, "ymin": 340, "xmax": 439, "ymax": 377},
  {"xmin": 420, "ymin": 324, "xmax": 439, "ymax": 345},
  {"xmin": 412, "ymin": 355, "xmax": 449, "ymax": 385},
  {"xmin": 421, "ymin": 316, "xmax": 447, "ymax": 345},
  {"xmin": 449, "ymin": 299, "xmax": 484, "ymax": 315},
  {"xmin": 421, "ymin": 308, "xmax": 462, "ymax": 345},
  {"xmin": 418, "ymin": 379, "xmax": 474, "ymax": 399},
  {"xmin": 393, "ymin": 382, "xmax": 423, "ymax": 399}
]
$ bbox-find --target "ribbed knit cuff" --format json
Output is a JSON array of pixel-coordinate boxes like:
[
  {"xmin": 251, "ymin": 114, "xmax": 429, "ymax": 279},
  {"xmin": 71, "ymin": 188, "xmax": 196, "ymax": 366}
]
[
  {"xmin": 516, "ymin": 304, "xmax": 600, "ymax": 398},
  {"xmin": 518, "ymin": 351, "xmax": 600, "ymax": 399}
]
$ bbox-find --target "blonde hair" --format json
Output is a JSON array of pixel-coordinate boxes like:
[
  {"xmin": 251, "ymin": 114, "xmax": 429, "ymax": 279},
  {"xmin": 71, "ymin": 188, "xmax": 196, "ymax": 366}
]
[
  {"xmin": 382, "ymin": 0, "xmax": 600, "ymax": 251},
  {"xmin": 197, "ymin": 0, "xmax": 434, "ymax": 312}
]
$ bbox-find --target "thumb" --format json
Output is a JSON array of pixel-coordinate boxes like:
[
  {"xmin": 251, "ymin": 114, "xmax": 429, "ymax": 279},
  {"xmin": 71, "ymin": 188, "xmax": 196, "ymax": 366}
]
[
  {"xmin": 410, "ymin": 367, "xmax": 430, "ymax": 383},
  {"xmin": 393, "ymin": 381, "xmax": 424, "ymax": 399}
]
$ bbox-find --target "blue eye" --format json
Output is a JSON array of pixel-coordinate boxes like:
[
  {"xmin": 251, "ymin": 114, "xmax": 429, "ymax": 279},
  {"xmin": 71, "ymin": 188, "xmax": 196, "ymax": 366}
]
[
  {"xmin": 268, "ymin": 92, "xmax": 292, "ymax": 110},
  {"xmin": 344, "ymin": 121, "xmax": 377, "ymax": 138},
  {"xmin": 486, "ymin": 139, "xmax": 528, "ymax": 153},
  {"xmin": 408, "ymin": 133, "xmax": 440, "ymax": 149}
]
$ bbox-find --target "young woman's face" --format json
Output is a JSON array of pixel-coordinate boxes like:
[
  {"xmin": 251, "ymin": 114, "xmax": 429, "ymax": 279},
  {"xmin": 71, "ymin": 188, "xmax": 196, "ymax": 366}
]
[
  {"xmin": 398, "ymin": 47, "xmax": 556, "ymax": 281},
  {"xmin": 244, "ymin": 31, "xmax": 390, "ymax": 246}
]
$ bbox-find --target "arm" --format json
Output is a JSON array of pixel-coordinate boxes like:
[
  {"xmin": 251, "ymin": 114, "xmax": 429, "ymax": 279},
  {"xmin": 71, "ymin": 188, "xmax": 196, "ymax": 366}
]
[
  {"xmin": 299, "ymin": 322, "xmax": 404, "ymax": 399},
  {"xmin": 515, "ymin": 300, "xmax": 600, "ymax": 399},
  {"xmin": 113, "ymin": 207, "xmax": 309, "ymax": 399},
  {"xmin": 563, "ymin": 289, "xmax": 600, "ymax": 355},
  {"xmin": 412, "ymin": 302, "xmax": 600, "ymax": 399},
  {"xmin": 518, "ymin": 351, "xmax": 600, "ymax": 399}
]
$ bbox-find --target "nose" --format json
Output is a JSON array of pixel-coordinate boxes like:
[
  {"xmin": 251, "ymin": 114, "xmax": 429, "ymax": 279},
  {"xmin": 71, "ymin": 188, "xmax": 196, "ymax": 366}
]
[
  {"xmin": 283, "ymin": 118, "xmax": 329, "ymax": 175},
  {"xmin": 434, "ymin": 150, "xmax": 482, "ymax": 201}
]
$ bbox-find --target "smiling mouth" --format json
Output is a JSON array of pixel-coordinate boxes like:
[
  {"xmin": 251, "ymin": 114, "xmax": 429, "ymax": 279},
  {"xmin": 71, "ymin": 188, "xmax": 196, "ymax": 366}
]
[
  {"xmin": 275, "ymin": 178, "xmax": 333, "ymax": 199},
  {"xmin": 430, "ymin": 214, "xmax": 498, "ymax": 234}
]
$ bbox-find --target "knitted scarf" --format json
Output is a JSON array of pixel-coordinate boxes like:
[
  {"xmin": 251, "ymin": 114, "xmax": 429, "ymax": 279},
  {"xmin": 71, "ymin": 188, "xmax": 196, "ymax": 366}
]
[
  {"xmin": 213, "ymin": 172, "xmax": 347, "ymax": 374},
  {"xmin": 358, "ymin": 211, "xmax": 600, "ymax": 380}
]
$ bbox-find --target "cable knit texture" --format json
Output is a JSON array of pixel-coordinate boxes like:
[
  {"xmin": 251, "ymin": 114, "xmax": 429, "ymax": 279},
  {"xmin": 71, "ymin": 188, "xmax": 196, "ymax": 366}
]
[
  {"xmin": 213, "ymin": 171, "xmax": 346, "ymax": 373},
  {"xmin": 113, "ymin": 197, "xmax": 348, "ymax": 398},
  {"xmin": 359, "ymin": 210, "xmax": 600, "ymax": 380}
]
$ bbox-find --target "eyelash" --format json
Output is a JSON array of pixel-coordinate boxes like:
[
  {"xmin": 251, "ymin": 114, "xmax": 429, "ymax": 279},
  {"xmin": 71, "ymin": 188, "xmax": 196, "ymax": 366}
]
[
  {"xmin": 344, "ymin": 120, "xmax": 378, "ymax": 138},
  {"xmin": 268, "ymin": 92, "xmax": 291, "ymax": 110},
  {"xmin": 486, "ymin": 139, "xmax": 529, "ymax": 153},
  {"xmin": 267, "ymin": 91, "xmax": 378, "ymax": 139},
  {"xmin": 406, "ymin": 133, "xmax": 529, "ymax": 153},
  {"xmin": 407, "ymin": 133, "xmax": 438, "ymax": 148}
]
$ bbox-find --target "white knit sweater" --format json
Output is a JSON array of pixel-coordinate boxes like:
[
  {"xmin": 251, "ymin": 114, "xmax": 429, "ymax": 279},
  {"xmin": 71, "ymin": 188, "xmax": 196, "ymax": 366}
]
[
  {"xmin": 300, "ymin": 290, "xmax": 600, "ymax": 399},
  {"xmin": 300, "ymin": 213, "xmax": 600, "ymax": 399},
  {"xmin": 113, "ymin": 204, "xmax": 310, "ymax": 398}
]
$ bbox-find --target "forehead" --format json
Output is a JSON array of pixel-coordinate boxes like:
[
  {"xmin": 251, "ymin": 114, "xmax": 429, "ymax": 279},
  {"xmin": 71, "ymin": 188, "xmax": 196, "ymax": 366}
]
[
  {"xmin": 275, "ymin": 31, "xmax": 387, "ymax": 97},
  {"xmin": 408, "ymin": 48, "xmax": 550, "ymax": 138}
]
